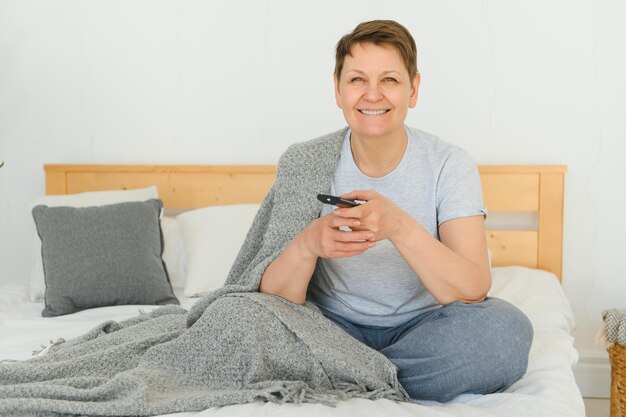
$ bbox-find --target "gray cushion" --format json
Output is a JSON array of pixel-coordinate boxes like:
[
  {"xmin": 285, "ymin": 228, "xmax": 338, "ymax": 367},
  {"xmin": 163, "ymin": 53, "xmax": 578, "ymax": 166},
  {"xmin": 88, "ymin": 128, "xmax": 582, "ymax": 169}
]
[{"xmin": 32, "ymin": 199, "xmax": 179, "ymax": 317}]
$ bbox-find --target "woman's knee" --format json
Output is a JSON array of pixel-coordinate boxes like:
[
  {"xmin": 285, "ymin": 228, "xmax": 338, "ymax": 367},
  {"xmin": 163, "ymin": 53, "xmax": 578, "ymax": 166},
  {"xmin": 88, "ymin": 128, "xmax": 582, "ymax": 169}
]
[
  {"xmin": 483, "ymin": 298, "xmax": 534, "ymax": 358},
  {"xmin": 457, "ymin": 298, "xmax": 533, "ymax": 391},
  {"xmin": 392, "ymin": 298, "xmax": 533, "ymax": 401}
]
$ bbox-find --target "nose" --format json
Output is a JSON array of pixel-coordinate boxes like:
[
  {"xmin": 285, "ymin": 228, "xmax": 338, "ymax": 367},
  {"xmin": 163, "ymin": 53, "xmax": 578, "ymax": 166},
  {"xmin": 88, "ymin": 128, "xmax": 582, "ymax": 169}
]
[{"xmin": 363, "ymin": 81, "xmax": 383, "ymax": 101}]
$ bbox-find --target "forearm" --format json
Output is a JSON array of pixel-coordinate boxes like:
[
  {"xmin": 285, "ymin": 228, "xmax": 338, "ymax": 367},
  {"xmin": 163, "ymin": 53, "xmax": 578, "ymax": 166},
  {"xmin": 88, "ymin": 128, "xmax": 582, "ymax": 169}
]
[
  {"xmin": 391, "ymin": 217, "xmax": 491, "ymax": 305},
  {"xmin": 259, "ymin": 233, "xmax": 317, "ymax": 305}
]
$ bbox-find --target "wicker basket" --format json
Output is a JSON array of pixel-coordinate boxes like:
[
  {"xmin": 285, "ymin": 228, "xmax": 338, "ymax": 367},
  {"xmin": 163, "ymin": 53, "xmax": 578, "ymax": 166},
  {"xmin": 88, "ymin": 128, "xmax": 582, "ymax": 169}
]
[{"xmin": 610, "ymin": 343, "xmax": 626, "ymax": 417}]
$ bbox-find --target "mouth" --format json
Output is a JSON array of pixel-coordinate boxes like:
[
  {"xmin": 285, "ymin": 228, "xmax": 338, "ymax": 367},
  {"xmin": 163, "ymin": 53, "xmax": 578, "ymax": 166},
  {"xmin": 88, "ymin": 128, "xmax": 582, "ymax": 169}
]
[{"xmin": 358, "ymin": 109, "xmax": 390, "ymax": 115}]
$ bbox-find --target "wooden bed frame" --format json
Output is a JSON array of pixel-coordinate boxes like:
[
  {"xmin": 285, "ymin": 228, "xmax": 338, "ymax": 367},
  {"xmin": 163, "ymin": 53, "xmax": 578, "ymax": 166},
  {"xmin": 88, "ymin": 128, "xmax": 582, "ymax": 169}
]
[{"xmin": 44, "ymin": 164, "xmax": 567, "ymax": 281}]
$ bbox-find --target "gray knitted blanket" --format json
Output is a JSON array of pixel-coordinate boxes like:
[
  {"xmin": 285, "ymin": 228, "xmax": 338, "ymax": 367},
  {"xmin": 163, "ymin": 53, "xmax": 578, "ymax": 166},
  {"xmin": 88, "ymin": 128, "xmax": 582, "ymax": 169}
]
[
  {"xmin": 598, "ymin": 309, "xmax": 626, "ymax": 347},
  {"xmin": 0, "ymin": 128, "xmax": 408, "ymax": 416}
]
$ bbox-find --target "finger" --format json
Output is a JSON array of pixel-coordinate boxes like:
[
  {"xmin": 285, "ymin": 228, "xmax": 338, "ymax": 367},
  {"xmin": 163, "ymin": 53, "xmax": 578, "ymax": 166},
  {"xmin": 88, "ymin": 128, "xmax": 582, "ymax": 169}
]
[
  {"xmin": 340, "ymin": 190, "xmax": 376, "ymax": 201},
  {"xmin": 332, "ymin": 229, "xmax": 374, "ymax": 242},
  {"xmin": 329, "ymin": 214, "xmax": 362, "ymax": 228},
  {"xmin": 319, "ymin": 241, "xmax": 361, "ymax": 257},
  {"xmin": 329, "ymin": 242, "xmax": 376, "ymax": 258},
  {"xmin": 333, "ymin": 206, "xmax": 365, "ymax": 219}
]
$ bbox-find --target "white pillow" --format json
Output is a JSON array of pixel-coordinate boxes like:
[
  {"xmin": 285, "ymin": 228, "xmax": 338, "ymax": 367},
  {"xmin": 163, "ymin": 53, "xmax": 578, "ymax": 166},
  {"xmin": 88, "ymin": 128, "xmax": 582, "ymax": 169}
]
[
  {"xmin": 160, "ymin": 216, "xmax": 187, "ymax": 290},
  {"xmin": 178, "ymin": 204, "xmax": 259, "ymax": 297},
  {"xmin": 28, "ymin": 186, "xmax": 159, "ymax": 301}
]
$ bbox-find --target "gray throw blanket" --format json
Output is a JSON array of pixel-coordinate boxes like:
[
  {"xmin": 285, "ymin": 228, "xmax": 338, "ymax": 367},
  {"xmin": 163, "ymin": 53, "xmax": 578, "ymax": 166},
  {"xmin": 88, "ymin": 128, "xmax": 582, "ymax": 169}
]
[
  {"xmin": 0, "ymin": 128, "xmax": 409, "ymax": 416},
  {"xmin": 597, "ymin": 309, "xmax": 626, "ymax": 347}
]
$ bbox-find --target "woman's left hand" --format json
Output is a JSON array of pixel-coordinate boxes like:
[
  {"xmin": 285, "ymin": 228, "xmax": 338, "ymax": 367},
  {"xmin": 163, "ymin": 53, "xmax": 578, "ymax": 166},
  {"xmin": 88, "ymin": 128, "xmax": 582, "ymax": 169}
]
[{"xmin": 333, "ymin": 190, "xmax": 414, "ymax": 242}]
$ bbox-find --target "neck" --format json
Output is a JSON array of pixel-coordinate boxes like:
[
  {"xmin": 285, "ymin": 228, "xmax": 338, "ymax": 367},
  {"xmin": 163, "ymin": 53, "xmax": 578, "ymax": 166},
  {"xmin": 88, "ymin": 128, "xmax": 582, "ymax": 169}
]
[{"xmin": 350, "ymin": 128, "xmax": 408, "ymax": 178}]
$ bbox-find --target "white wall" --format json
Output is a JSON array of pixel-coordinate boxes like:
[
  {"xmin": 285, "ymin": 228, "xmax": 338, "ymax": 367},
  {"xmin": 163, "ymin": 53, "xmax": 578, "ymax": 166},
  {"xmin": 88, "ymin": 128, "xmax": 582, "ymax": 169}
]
[{"xmin": 1, "ymin": 0, "xmax": 625, "ymax": 397}]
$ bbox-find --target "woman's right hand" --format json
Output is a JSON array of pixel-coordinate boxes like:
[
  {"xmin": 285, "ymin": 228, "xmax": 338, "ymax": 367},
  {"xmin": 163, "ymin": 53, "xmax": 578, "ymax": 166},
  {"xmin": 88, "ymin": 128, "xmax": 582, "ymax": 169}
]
[{"xmin": 296, "ymin": 211, "xmax": 376, "ymax": 260}]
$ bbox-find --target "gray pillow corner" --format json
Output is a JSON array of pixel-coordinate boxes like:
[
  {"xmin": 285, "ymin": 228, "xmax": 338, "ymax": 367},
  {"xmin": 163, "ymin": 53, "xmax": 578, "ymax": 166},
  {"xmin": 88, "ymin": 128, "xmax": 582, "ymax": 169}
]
[{"xmin": 31, "ymin": 204, "xmax": 49, "ymax": 222}]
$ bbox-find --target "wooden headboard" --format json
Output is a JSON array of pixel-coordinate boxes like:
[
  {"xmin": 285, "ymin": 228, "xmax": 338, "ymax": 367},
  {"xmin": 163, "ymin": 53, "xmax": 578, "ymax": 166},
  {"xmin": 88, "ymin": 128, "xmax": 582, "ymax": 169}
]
[{"xmin": 44, "ymin": 164, "xmax": 567, "ymax": 281}]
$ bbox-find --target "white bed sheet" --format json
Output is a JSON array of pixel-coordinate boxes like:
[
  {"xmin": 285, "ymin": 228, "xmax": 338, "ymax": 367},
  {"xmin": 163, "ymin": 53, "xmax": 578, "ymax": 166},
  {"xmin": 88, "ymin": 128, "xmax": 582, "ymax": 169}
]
[{"xmin": 0, "ymin": 266, "xmax": 584, "ymax": 417}]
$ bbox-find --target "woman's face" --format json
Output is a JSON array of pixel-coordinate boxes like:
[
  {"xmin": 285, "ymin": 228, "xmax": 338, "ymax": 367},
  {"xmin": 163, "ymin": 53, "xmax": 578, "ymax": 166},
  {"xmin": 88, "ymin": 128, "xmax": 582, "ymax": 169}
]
[{"xmin": 334, "ymin": 42, "xmax": 420, "ymax": 140}]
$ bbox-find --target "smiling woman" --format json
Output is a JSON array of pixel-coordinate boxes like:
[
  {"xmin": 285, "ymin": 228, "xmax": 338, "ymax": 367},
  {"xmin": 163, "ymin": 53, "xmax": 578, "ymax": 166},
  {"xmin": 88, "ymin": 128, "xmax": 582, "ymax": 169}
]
[
  {"xmin": 256, "ymin": 19, "xmax": 533, "ymax": 403},
  {"xmin": 334, "ymin": 42, "xmax": 419, "ymax": 177}
]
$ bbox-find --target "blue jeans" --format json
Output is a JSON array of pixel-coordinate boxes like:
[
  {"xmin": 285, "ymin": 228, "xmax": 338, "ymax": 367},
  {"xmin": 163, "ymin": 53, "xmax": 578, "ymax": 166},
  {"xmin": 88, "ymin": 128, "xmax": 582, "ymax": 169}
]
[{"xmin": 319, "ymin": 297, "xmax": 533, "ymax": 402}]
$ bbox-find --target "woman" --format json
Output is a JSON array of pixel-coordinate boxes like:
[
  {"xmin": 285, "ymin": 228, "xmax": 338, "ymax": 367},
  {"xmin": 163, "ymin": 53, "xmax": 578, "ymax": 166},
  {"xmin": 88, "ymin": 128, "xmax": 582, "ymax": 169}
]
[{"xmin": 260, "ymin": 20, "xmax": 533, "ymax": 402}]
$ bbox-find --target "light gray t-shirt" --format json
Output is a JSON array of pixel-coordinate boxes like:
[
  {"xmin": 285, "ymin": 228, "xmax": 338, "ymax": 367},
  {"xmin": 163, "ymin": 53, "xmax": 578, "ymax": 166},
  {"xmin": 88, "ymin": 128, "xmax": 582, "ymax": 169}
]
[{"xmin": 308, "ymin": 126, "xmax": 486, "ymax": 327}]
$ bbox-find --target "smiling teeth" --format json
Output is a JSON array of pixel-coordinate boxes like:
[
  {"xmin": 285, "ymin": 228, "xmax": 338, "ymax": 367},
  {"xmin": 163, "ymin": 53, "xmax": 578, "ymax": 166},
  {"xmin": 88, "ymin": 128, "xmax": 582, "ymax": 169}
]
[{"xmin": 360, "ymin": 109, "xmax": 388, "ymax": 115}]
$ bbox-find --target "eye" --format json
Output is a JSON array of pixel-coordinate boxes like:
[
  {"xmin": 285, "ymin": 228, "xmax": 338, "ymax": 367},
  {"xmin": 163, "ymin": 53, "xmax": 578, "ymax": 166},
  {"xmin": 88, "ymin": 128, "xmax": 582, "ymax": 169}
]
[
  {"xmin": 350, "ymin": 76, "xmax": 365, "ymax": 83},
  {"xmin": 382, "ymin": 77, "xmax": 398, "ymax": 83}
]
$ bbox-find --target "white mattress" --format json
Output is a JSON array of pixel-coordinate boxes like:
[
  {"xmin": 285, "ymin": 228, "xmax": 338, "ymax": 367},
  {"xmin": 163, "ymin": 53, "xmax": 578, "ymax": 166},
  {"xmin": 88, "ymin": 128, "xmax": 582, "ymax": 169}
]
[{"xmin": 0, "ymin": 266, "xmax": 584, "ymax": 417}]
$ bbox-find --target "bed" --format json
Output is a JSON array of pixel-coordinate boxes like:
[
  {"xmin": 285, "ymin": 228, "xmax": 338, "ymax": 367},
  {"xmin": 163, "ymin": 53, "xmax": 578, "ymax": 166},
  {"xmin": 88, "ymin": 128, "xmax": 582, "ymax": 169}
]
[{"xmin": 0, "ymin": 164, "xmax": 583, "ymax": 417}]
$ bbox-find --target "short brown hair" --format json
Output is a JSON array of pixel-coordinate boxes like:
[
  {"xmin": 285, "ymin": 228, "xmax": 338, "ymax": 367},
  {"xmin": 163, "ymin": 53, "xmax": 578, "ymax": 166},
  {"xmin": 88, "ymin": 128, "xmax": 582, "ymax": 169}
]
[{"xmin": 335, "ymin": 20, "xmax": 418, "ymax": 81}]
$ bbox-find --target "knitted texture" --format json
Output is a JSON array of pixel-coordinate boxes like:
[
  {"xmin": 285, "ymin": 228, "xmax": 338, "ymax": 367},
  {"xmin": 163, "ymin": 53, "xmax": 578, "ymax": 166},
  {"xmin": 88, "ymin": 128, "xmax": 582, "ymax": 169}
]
[
  {"xmin": 0, "ymin": 128, "xmax": 408, "ymax": 416},
  {"xmin": 599, "ymin": 309, "xmax": 626, "ymax": 346}
]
